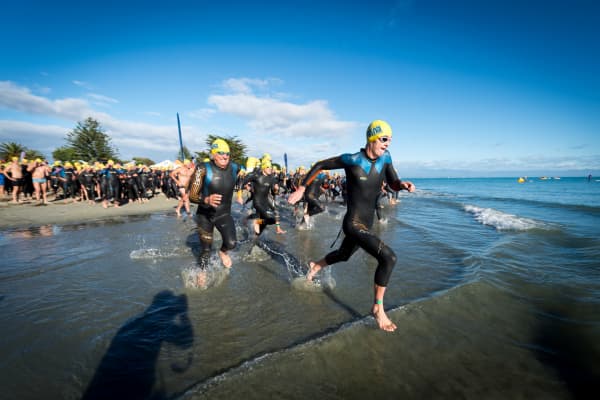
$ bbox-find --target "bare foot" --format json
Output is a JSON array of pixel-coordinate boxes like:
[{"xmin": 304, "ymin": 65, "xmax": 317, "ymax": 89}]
[
  {"xmin": 219, "ymin": 250, "xmax": 232, "ymax": 268},
  {"xmin": 253, "ymin": 220, "xmax": 261, "ymax": 235},
  {"xmin": 102, "ymin": 201, "xmax": 108, "ymax": 209},
  {"xmin": 276, "ymin": 228, "xmax": 286, "ymax": 234},
  {"xmin": 196, "ymin": 271, "xmax": 207, "ymax": 288},
  {"xmin": 372, "ymin": 304, "xmax": 397, "ymax": 332},
  {"xmin": 306, "ymin": 261, "xmax": 321, "ymax": 282}
]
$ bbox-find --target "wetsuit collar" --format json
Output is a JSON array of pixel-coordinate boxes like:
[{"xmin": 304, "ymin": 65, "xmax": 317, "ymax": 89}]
[{"xmin": 362, "ymin": 148, "xmax": 378, "ymax": 162}]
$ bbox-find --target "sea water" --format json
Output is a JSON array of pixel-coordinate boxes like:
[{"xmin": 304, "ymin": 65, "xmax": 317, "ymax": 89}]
[{"xmin": 0, "ymin": 177, "xmax": 598, "ymax": 399}]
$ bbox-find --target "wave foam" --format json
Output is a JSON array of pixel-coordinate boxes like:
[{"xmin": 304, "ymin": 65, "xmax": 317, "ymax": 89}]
[{"xmin": 463, "ymin": 205, "xmax": 542, "ymax": 231}]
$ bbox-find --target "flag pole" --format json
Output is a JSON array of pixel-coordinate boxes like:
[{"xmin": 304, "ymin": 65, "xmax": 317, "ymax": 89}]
[{"xmin": 177, "ymin": 112, "xmax": 184, "ymax": 161}]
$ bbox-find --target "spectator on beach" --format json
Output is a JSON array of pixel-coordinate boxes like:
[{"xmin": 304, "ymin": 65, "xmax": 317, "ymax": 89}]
[
  {"xmin": 5, "ymin": 157, "xmax": 24, "ymax": 203},
  {"xmin": 28, "ymin": 159, "xmax": 51, "ymax": 204},
  {"xmin": 101, "ymin": 160, "xmax": 122, "ymax": 208},
  {"xmin": 0, "ymin": 164, "xmax": 6, "ymax": 198},
  {"xmin": 287, "ymin": 120, "xmax": 415, "ymax": 332},
  {"xmin": 170, "ymin": 159, "xmax": 194, "ymax": 217}
]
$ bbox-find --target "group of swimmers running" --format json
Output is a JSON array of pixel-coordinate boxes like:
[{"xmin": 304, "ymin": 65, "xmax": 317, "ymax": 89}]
[
  {"xmin": 183, "ymin": 120, "xmax": 415, "ymax": 332},
  {"xmin": 2, "ymin": 119, "xmax": 415, "ymax": 332}
]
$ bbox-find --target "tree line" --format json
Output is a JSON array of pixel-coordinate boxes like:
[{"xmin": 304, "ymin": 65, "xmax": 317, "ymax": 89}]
[{"xmin": 1, "ymin": 117, "xmax": 258, "ymax": 168}]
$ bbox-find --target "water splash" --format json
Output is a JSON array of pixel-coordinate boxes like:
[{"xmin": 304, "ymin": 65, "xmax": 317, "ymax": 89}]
[
  {"xmin": 129, "ymin": 247, "xmax": 187, "ymax": 260},
  {"xmin": 181, "ymin": 257, "xmax": 230, "ymax": 290}
]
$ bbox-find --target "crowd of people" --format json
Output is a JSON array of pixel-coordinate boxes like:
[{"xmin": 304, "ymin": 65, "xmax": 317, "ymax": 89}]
[{"xmin": 0, "ymin": 157, "xmax": 201, "ymax": 208}]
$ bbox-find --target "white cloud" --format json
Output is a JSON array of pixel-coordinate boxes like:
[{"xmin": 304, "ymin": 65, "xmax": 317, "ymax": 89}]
[
  {"xmin": 0, "ymin": 120, "xmax": 66, "ymax": 139},
  {"xmin": 87, "ymin": 93, "xmax": 119, "ymax": 107},
  {"xmin": 0, "ymin": 81, "xmax": 91, "ymax": 119},
  {"xmin": 187, "ymin": 108, "xmax": 216, "ymax": 120},
  {"xmin": 72, "ymin": 80, "xmax": 92, "ymax": 89},
  {"xmin": 208, "ymin": 78, "xmax": 359, "ymax": 139},
  {"xmin": 221, "ymin": 77, "xmax": 282, "ymax": 94},
  {"xmin": 0, "ymin": 81, "xmax": 197, "ymax": 160}
]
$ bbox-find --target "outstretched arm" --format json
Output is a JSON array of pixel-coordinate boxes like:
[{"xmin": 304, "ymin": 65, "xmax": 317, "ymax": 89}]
[{"xmin": 287, "ymin": 185, "xmax": 305, "ymax": 204}]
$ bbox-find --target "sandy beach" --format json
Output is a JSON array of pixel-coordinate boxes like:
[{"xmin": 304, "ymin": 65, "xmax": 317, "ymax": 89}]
[{"xmin": 0, "ymin": 194, "xmax": 179, "ymax": 229}]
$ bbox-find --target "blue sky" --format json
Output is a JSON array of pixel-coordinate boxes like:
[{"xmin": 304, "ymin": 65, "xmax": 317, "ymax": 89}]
[{"xmin": 1, "ymin": 0, "xmax": 598, "ymax": 177}]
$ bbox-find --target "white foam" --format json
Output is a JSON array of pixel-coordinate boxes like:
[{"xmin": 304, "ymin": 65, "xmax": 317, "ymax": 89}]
[
  {"xmin": 182, "ymin": 258, "xmax": 230, "ymax": 290},
  {"xmin": 463, "ymin": 205, "xmax": 542, "ymax": 231},
  {"xmin": 129, "ymin": 247, "xmax": 186, "ymax": 260}
]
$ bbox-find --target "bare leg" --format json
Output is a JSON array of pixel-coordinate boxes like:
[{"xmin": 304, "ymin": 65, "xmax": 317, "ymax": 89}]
[
  {"xmin": 41, "ymin": 185, "xmax": 48, "ymax": 204},
  {"xmin": 11, "ymin": 186, "xmax": 21, "ymax": 203},
  {"xmin": 184, "ymin": 197, "xmax": 191, "ymax": 214},
  {"xmin": 196, "ymin": 270, "xmax": 207, "ymax": 288},
  {"xmin": 275, "ymin": 222, "xmax": 286, "ymax": 234},
  {"xmin": 372, "ymin": 284, "xmax": 397, "ymax": 332},
  {"xmin": 253, "ymin": 219, "xmax": 262, "ymax": 235}
]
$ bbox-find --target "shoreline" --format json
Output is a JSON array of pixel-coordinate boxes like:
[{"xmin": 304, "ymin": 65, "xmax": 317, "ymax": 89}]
[{"xmin": 0, "ymin": 194, "xmax": 179, "ymax": 229}]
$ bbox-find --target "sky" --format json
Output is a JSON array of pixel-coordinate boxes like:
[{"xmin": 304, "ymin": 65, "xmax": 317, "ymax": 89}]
[{"xmin": 1, "ymin": 0, "xmax": 599, "ymax": 177}]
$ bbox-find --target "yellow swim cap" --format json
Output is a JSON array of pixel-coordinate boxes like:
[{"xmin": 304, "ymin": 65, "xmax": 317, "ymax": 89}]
[
  {"xmin": 261, "ymin": 159, "xmax": 272, "ymax": 170},
  {"xmin": 366, "ymin": 120, "xmax": 392, "ymax": 142},
  {"xmin": 183, "ymin": 159, "xmax": 191, "ymax": 165},
  {"xmin": 35, "ymin": 158, "xmax": 42, "ymax": 163},
  {"xmin": 246, "ymin": 156, "xmax": 259, "ymax": 170},
  {"xmin": 211, "ymin": 139, "xmax": 230, "ymax": 155},
  {"xmin": 262, "ymin": 153, "xmax": 271, "ymax": 161}
]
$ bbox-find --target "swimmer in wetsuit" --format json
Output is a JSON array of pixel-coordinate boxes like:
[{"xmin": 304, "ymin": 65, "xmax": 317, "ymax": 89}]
[
  {"xmin": 288, "ymin": 120, "xmax": 415, "ymax": 332},
  {"xmin": 244, "ymin": 158, "xmax": 286, "ymax": 236},
  {"xmin": 188, "ymin": 138, "xmax": 242, "ymax": 273},
  {"xmin": 299, "ymin": 169, "xmax": 326, "ymax": 229}
]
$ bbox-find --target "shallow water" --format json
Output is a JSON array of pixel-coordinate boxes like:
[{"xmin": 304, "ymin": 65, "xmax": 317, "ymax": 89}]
[{"xmin": 1, "ymin": 177, "xmax": 599, "ymax": 399}]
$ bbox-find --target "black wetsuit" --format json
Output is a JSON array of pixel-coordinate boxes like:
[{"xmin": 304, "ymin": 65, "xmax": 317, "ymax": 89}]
[
  {"xmin": 192, "ymin": 161, "xmax": 240, "ymax": 268},
  {"xmin": 302, "ymin": 149, "xmax": 402, "ymax": 287},
  {"xmin": 101, "ymin": 166, "xmax": 122, "ymax": 203},
  {"xmin": 80, "ymin": 170, "xmax": 96, "ymax": 201},
  {"xmin": 244, "ymin": 171, "xmax": 281, "ymax": 235},
  {"xmin": 304, "ymin": 172, "xmax": 326, "ymax": 217}
]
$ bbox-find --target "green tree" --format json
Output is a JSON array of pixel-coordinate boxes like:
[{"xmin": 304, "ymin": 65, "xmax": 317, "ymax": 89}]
[
  {"xmin": 25, "ymin": 149, "xmax": 46, "ymax": 160},
  {"xmin": 66, "ymin": 117, "xmax": 119, "ymax": 162},
  {"xmin": 0, "ymin": 142, "xmax": 46, "ymax": 161},
  {"xmin": 175, "ymin": 145, "xmax": 193, "ymax": 161},
  {"xmin": 52, "ymin": 146, "xmax": 78, "ymax": 162},
  {"xmin": 194, "ymin": 135, "xmax": 247, "ymax": 166},
  {"xmin": 132, "ymin": 157, "xmax": 155, "ymax": 166},
  {"xmin": 0, "ymin": 141, "xmax": 27, "ymax": 161}
]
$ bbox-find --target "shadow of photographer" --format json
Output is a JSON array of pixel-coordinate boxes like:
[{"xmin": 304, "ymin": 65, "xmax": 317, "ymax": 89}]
[{"xmin": 82, "ymin": 290, "xmax": 194, "ymax": 400}]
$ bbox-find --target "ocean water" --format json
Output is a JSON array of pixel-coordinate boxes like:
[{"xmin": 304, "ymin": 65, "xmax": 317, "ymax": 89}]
[{"xmin": 0, "ymin": 177, "xmax": 599, "ymax": 399}]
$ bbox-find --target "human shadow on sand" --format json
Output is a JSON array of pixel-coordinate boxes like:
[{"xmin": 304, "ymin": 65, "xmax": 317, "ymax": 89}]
[{"xmin": 81, "ymin": 290, "xmax": 194, "ymax": 400}]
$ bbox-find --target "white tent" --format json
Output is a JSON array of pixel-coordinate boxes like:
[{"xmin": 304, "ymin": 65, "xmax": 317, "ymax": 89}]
[{"xmin": 150, "ymin": 160, "xmax": 178, "ymax": 169}]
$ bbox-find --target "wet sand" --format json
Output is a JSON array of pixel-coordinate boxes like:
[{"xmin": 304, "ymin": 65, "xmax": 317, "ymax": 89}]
[{"xmin": 0, "ymin": 195, "xmax": 179, "ymax": 229}]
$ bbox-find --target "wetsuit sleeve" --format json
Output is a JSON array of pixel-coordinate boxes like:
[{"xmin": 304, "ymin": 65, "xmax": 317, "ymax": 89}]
[
  {"xmin": 384, "ymin": 161, "xmax": 403, "ymax": 191},
  {"xmin": 301, "ymin": 156, "xmax": 345, "ymax": 187}
]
